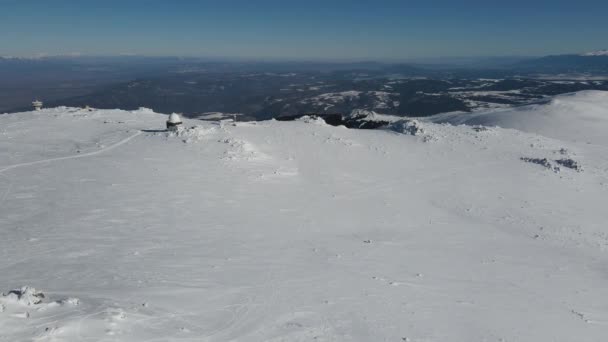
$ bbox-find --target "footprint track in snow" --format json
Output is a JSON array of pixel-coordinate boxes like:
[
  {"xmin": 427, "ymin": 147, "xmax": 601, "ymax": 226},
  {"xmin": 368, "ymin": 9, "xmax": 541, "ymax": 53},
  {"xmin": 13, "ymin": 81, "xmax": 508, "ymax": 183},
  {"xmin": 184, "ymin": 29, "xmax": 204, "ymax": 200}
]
[{"xmin": 0, "ymin": 131, "xmax": 142, "ymax": 174}]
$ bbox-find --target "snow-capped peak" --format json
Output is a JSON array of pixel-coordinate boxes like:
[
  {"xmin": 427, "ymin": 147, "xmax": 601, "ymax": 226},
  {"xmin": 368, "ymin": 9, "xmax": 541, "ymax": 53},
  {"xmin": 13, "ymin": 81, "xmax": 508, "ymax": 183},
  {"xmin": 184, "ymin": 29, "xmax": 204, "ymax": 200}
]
[{"xmin": 581, "ymin": 50, "xmax": 608, "ymax": 56}]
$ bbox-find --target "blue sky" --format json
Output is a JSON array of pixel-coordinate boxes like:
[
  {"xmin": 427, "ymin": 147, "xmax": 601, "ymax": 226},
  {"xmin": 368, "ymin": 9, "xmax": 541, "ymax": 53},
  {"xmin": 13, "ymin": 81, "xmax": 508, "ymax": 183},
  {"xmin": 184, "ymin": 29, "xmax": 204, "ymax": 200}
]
[{"xmin": 1, "ymin": 0, "xmax": 607, "ymax": 60}]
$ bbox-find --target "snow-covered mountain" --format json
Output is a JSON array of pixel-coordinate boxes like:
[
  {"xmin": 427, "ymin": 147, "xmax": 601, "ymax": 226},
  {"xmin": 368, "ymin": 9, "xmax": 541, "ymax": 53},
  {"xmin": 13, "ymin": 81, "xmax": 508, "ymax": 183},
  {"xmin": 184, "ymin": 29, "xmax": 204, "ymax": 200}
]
[
  {"xmin": 581, "ymin": 50, "xmax": 608, "ymax": 56},
  {"xmin": 428, "ymin": 90, "xmax": 608, "ymax": 145},
  {"xmin": 1, "ymin": 92, "xmax": 608, "ymax": 341}
]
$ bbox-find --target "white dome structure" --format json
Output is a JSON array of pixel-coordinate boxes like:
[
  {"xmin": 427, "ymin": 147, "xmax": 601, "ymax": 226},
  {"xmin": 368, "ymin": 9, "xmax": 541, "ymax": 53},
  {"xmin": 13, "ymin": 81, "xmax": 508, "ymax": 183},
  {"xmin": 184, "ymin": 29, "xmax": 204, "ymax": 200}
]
[
  {"xmin": 168, "ymin": 113, "xmax": 182, "ymax": 124},
  {"xmin": 166, "ymin": 113, "xmax": 183, "ymax": 131}
]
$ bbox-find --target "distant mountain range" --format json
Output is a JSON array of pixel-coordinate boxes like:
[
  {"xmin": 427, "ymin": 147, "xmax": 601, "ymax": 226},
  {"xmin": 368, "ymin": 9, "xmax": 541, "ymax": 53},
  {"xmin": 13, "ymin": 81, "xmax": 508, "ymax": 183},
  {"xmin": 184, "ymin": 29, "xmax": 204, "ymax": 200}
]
[
  {"xmin": 2, "ymin": 52, "xmax": 608, "ymax": 115},
  {"xmin": 3, "ymin": 51, "xmax": 608, "ymax": 75},
  {"xmin": 515, "ymin": 51, "xmax": 608, "ymax": 73}
]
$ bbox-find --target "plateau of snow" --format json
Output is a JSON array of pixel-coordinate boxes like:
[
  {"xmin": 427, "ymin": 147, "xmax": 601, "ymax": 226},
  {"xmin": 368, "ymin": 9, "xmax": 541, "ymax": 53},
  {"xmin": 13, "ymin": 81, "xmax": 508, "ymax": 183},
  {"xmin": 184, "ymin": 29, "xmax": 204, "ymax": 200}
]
[{"xmin": 1, "ymin": 91, "xmax": 608, "ymax": 341}]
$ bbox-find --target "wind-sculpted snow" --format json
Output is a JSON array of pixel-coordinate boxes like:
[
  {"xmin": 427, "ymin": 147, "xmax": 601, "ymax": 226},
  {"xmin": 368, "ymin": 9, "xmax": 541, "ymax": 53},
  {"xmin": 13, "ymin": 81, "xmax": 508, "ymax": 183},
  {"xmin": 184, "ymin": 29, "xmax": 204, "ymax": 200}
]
[
  {"xmin": 429, "ymin": 90, "xmax": 608, "ymax": 145},
  {"xmin": 1, "ymin": 98, "xmax": 608, "ymax": 341}
]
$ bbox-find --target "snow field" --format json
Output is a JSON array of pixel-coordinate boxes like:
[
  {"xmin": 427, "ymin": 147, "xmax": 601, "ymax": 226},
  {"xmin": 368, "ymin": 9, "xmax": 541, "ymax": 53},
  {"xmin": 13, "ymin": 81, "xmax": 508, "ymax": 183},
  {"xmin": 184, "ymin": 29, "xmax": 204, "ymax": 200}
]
[{"xmin": 1, "ymin": 93, "xmax": 608, "ymax": 341}]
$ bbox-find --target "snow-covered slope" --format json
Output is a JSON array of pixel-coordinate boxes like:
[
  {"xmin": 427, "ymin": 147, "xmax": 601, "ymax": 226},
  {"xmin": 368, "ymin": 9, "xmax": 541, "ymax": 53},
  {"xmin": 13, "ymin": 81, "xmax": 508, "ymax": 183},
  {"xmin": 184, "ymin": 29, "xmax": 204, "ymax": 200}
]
[
  {"xmin": 428, "ymin": 90, "xmax": 608, "ymax": 145},
  {"xmin": 1, "ymin": 101, "xmax": 608, "ymax": 342},
  {"xmin": 582, "ymin": 50, "xmax": 608, "ymax": 56}
]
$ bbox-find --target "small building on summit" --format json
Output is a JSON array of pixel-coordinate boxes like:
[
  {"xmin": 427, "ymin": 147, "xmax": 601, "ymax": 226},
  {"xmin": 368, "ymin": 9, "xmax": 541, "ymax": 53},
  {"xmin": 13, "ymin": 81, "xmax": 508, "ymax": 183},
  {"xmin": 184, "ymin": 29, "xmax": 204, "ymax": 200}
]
[
  {"xmin": 32, "ymin": 100, "xmax": 43, "ymax": 111},
  {"xmin": 166, "ymin": 113, "xmax": 183, "ymax": 131}
]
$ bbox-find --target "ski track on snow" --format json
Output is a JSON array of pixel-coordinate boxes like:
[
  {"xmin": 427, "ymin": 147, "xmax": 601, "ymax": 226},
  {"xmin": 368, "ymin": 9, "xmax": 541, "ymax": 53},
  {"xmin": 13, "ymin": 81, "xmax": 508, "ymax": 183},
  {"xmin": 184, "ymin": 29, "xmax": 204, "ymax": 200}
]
[{"xmin": 0, "ymin": 130, "xmax": 142, "ymax": 174}]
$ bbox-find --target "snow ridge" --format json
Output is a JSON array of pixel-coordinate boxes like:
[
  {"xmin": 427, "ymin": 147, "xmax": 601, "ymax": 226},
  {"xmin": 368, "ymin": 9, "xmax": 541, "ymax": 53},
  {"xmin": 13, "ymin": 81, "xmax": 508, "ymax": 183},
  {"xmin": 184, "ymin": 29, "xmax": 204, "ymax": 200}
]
[{"xmin": 581, "ymin": 50, "xmax": 608, "ymax": 56}]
